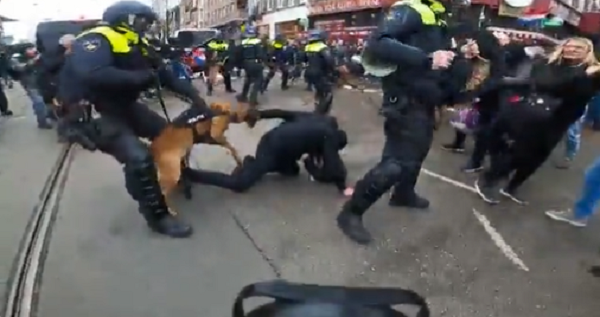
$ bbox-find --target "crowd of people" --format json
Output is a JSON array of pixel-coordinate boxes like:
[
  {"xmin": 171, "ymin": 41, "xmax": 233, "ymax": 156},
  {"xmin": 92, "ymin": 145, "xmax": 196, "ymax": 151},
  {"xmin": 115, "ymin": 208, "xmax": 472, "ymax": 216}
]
[
  {"xmin": 0, "ymin": 0, "xmax": 600, "ymax": 313},
  {"xmin": 0, "ymin": 0, "xmax": 598, "ymax": 251}
]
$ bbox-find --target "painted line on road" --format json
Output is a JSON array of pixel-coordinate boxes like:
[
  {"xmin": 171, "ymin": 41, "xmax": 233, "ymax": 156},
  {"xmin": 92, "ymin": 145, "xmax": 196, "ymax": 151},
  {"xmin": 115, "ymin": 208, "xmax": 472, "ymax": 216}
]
[
  {"xmin": 420, "ymin": 168, "xmax": 477, "ymax": 194},
  {"xmin": 419, "ymin": 168, "xmax": 530, "ymax": 272},
  {"xmin": 472, "ymin": 208, "xmax": 530, "ymax": 272}
]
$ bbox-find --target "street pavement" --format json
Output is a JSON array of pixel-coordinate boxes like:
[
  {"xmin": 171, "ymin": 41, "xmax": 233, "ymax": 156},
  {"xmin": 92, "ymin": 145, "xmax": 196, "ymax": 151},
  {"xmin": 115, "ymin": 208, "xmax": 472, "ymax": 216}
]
[
  {"xmin": 32, "ymin": 79, "xmax": 600, "ymax": 317},
  {"xmin": 0, "ymin": 86, "xmax": 65, "ymax": 308}
]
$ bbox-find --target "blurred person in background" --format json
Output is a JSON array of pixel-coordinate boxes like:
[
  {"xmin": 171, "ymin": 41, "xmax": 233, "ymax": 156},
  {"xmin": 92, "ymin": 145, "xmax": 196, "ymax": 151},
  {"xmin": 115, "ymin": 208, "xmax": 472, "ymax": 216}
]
[
  {"xmin": 0, "ymin": 48, "xmax": 13, "ymax": 116},
  {"xmin": 12, "ymin": 46, "xmax": 51, "ymax": 128},
  {"xmin": 586, "ymin": 93, "xmax": 600, "ymax": 130},
  {"xmin": 556, "ymin": 108, "xmax": 587, "ymax": 169}
]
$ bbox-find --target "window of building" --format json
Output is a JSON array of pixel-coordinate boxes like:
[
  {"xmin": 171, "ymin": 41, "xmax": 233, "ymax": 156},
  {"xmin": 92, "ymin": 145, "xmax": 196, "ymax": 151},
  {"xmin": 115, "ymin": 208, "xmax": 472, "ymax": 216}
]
[
  {"xmin": 276, "ymin": 0, "xmax": 283, "ymax": 8},
  {"xmin": 268, "ymin": 0, "xmax": 275, "ymax": 11}
]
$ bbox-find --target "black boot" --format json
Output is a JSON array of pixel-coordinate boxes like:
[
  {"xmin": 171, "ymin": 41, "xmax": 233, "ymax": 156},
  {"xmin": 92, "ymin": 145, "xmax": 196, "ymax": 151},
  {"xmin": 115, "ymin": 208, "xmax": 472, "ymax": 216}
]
[
  {"xmin": 336, "ymin": 201, "xmax": 372, "ymax": 245},
  {"xmin": 127, "ymin": 162, "xmax": 193, "ymax": 238},
  {"xmin": 389, "ymin": 192, "xmax": 430, "ymax": 209},
  {"xmin": 140, "ymin": 207, "xmax": 193, "ymax": 238}
]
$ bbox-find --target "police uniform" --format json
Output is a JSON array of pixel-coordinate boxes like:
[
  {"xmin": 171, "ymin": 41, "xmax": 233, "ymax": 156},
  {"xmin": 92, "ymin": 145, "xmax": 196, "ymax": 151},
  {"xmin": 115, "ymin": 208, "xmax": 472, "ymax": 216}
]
[
  {"xmin": 204, "ymin": 34, "xmax": 235, "ymax": 95},
  {"xmin": 304, "ymin": 31, "xmax": 335, "ymax": 115},
  {"xmin": 336, "ymin": 0, "xmax": 451, "ymax": 244},
  {"xmin": 67, "ymin": 0, "xmax": 210, "ymax": 238},
  {"xmin": 235, "ymin": 26, "xmax": 266, "ymax": 107},
  {"xmin": 263, "ymin": 35, "xmax": 290, "ymax": 92}
]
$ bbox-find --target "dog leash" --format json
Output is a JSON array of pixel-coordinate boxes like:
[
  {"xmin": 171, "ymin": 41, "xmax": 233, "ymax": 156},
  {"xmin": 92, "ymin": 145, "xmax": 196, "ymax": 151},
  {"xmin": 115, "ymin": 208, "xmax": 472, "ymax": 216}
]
[{"xmin": 153, "ymin": 75, "xmax": 171, "ymax": 122}]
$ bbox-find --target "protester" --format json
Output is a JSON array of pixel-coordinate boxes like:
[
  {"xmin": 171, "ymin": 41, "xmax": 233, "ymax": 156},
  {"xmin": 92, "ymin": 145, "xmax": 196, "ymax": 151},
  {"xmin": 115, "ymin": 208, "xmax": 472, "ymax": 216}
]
[
  {"xmin": 546, "ymin": 155, "xmax": 600, "ymax": 227},
  {"xmin": 12, "ymin": 46, "xmax": 51, "ymax": 129}
]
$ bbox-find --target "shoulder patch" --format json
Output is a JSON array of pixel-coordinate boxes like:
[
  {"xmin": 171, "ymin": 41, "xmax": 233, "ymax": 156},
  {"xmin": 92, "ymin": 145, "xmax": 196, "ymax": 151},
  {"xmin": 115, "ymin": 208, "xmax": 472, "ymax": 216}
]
[{"xmin": 82, "ymin": 39, "xmax": 101, "ymax": 52}]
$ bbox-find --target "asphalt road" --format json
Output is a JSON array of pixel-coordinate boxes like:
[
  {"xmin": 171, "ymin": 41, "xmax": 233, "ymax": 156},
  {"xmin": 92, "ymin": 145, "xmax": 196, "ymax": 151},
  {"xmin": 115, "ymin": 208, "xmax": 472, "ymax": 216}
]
[
  {"xmin": 25, "ymin": 79, "xmax": 600, "ymax": 317},
  {"xmin": 0, "ymin": 86, "xmax": 65, "ymax": 306}
]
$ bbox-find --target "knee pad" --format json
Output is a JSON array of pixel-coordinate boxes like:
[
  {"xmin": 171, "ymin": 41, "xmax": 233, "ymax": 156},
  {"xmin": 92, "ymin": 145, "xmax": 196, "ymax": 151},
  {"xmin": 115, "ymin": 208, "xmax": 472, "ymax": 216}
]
[{"xmin": 363, "ymin": 160, "xmax": 402, "ymax": 192}]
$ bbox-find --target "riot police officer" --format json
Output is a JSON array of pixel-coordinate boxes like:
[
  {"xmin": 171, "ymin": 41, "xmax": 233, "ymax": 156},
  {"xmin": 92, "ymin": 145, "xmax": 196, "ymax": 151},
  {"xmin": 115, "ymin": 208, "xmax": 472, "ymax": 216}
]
[
  {"xmin": 204, "ymin": 31, "xmax": 235, "ymax": 95},
  {"xmin": 336, "ymin": 0, "xmax": 456, "ymax": 244},
  {"xmin": 235, "ymin": 26, "xmax": 266, "ymax": 107},
  {"xmin": 66, "ymin": 0, "xmax": 211, "ymax": 238},
  {"xmin": 304, "ymin": 30, "xmax": 335, "ymax": 115},
  {"xmin": 263, "ymin": 34, "xmax": 290, "ymax": 92}
]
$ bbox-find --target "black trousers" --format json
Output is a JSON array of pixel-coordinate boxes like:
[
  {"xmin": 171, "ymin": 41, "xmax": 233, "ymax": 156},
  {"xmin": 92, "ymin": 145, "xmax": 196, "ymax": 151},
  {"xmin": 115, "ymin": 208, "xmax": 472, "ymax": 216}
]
[
  {"xmin": 95, "ymin": 102, "xmax": 169, "ymax": 217},
  {"xmin": 348, "ymin": 105, "xmax": 435, "ymax": 215},
  {"xmin": 188, "ymin": 136, "xmax": 299, "ymax": 192},
  {"xmin": 264, "ymin": 63, "xmax": 289, "ymax": 90},
  {"xmin": 452, "ymin": 109, "xmax": 497, "ymax": 165},
  {"xmin": 483, "ymin": 108, "xmax": 562, "ymax": 190},
  {"xmin": 0, "ymin": 82, "xmax": 8, "ymax": 113},
  {"xmin": 307, "ymin": 73, "xmax": 333, "ymax": 115},
  {"xmin": 241, "ymin": 61, "xmax": 264, "ymax": 107}
]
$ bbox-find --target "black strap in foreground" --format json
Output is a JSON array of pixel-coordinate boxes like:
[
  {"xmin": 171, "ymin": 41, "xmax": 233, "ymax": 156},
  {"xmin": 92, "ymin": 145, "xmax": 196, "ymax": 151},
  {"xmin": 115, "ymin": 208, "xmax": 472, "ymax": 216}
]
[{"xmin": 232, "ymin": 280, "xmax": 430, "ymax": 317}]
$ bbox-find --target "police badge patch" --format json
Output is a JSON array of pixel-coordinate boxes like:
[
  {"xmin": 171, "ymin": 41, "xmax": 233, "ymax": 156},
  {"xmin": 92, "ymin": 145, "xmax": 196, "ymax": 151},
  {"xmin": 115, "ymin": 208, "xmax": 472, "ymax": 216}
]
[{"xmin": 82, "ymin": 39, "xmax": 100, "ymax": 52}]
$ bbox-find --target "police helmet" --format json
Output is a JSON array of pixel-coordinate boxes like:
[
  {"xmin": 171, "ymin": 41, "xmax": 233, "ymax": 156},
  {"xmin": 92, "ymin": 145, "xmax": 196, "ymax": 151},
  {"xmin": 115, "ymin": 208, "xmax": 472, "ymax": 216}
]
[
  {"xmin": 102, "ymin": 0, "xmax": 158, "ymax": 35},
  {"xmin": 307, "ymin": 30, "xmax": 323, "ymax": 42},
  {"xmin": 274, "ymin": 34, "xmax": 286, "ymax": 43},
  {"xmin": 244, "ymin": 25, "xmax": 257, "ymax": 37}
]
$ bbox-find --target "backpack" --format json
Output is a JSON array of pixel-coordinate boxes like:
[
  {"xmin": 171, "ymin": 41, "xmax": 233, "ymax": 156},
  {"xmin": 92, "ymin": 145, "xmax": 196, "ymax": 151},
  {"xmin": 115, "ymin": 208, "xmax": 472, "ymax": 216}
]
[{"xmin": 234, "ymin": 280, "xmax": 430, "ymax": 317}]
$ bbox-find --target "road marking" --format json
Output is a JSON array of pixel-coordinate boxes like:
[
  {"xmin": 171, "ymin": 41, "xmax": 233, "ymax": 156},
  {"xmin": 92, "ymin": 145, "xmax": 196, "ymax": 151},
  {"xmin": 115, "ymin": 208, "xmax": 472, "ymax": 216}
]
[
  {"xmin": 418, "ymin": 169, "xmax": 530, "ymax": 272},
  {"xmin": 420, "ymin": 168, "xmax": 477, "ymax": 194},
  {"xmin": 472, "ymin": 208, "xmax": 530, "ymax": 272}
]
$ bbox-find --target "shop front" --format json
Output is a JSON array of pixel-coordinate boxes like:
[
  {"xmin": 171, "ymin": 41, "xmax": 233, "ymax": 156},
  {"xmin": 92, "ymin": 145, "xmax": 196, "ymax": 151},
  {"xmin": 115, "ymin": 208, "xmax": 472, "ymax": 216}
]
[
  {"xmin": 261, "ymin": 6, "xmax": 309, "ymax": 39},
  {"xmin": 306, "ymin": 0, "xmax": 390, "ymax": 42}
]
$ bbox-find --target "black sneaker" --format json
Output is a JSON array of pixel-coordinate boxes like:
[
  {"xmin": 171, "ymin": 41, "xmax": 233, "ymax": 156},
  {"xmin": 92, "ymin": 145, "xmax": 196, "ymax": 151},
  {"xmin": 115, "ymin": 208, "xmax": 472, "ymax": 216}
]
[
  {"xmin": 462, "ymin": 161, "xmax": 484, "ymax": 173},
  {"xmin": 475, "ymin": 179, "xmax": 500, "ymax": 204},
  {"xmin": 499, "ymin": 188, "xmax": 528, "ymax": 205},
  {"xmin": 441, "ymin": 143, "xmax": 465, "ymax": 153},
  {"xmin": 1, "ymin": 110, "xmax": 13, "ymax": 116}
]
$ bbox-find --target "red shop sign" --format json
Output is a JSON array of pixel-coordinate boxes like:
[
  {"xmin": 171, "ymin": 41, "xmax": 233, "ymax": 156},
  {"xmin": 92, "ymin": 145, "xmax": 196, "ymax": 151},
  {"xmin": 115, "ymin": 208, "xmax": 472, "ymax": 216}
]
[{"xmin": 309, "ymin": 0, "xmax": 381, "ymax": 15}]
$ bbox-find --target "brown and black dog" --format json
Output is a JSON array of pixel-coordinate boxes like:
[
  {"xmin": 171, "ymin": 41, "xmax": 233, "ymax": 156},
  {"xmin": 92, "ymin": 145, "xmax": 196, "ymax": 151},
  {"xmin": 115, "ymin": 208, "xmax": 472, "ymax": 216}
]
[{"xmin": 150, "ymin": 101, "xmax": 259, "ymax": 213}]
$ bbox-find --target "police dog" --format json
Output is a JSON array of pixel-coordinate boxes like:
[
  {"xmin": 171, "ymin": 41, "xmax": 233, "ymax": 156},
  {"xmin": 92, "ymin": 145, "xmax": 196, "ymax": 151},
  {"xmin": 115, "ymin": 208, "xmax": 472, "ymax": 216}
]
[{"xmin": 150, "ymin": 101, "xmax": 259, "ymax": 212}]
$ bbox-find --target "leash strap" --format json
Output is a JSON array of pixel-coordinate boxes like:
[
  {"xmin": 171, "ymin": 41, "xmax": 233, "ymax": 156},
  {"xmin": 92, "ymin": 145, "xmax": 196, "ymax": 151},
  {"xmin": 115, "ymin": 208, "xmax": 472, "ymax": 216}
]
[
  {"xmin": 154, "ymin": 74, "xmax": 171, "ymax": 122},
  {"xmin": 232, "ymin": 280, "xmax": 430, "ymax": 317}
]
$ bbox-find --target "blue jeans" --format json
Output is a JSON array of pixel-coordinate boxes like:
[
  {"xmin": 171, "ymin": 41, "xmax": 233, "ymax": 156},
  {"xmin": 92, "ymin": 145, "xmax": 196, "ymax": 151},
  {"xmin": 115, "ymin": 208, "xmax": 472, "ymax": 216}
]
[
  {"xmin": 170, "ymin": 60, "xmax": 191, "ymax": 81},
  {"xmin": 565, "ymin": 112, "xmax": 586, "ymax": 160},
  {"xmin": 586, "ymin": 95, "xmax": 600, "ymax": 127},
  {"xmin": 25, "ymin": 88, "xmax": 48, "ymax": 124},
  {"xmin": 574, "ymin": 156, "xmax": 600, "ymax": 219}
]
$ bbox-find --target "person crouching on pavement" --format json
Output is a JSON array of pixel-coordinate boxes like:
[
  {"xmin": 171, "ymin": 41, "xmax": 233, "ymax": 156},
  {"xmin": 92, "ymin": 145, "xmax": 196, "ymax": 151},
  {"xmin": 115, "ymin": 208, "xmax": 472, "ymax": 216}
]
[
  {"xmin": 476, "ymin": 37, "xmax": 600, "ymax": 205},
  {"xmin": 186, "ymin": 109, "xmax": 352, "ymax": 195}
]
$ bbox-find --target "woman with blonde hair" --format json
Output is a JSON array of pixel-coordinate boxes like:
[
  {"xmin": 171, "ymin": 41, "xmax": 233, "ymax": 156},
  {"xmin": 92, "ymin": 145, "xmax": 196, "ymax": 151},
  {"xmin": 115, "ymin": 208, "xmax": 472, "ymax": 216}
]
[{"xmin": 476, "ymin": 36, "xmax": 600, "ymax": 205}]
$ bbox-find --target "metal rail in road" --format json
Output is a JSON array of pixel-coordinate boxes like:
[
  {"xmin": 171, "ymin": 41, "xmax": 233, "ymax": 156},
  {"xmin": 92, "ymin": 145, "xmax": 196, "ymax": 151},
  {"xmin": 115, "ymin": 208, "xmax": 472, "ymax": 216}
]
[{"xmin": 3, "ymin": 144, "xmax": 76, "ymax": 317}]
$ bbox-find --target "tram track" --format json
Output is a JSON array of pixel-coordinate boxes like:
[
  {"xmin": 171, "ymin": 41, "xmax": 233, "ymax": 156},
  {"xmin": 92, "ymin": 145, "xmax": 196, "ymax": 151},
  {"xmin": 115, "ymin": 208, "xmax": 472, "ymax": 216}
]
[{"xmin": 3, "ymin": 144, "xmax": 76, "ymax": 317}]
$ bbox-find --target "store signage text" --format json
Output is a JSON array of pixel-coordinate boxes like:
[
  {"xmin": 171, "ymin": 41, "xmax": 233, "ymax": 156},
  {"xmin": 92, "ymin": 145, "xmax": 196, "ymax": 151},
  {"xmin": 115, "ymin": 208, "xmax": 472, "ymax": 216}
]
[{"xmin": 309, "ymin": 0, "xmax": 381, "ymax": 15}]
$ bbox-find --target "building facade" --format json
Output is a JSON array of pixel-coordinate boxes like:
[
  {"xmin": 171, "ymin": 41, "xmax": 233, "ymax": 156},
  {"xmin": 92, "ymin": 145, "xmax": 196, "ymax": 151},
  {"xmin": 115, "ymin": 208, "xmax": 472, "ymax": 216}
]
[
  {"xmin": 257, "ymin": 0, "xmax": 309, "ymax": 39},
  {"xmin": 202, "ymin": 0, "xmax": 248, "ymax": 32},
  {"xmin": 306, "ymin": 0, "xmax": 389, "ymax": 43}
]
